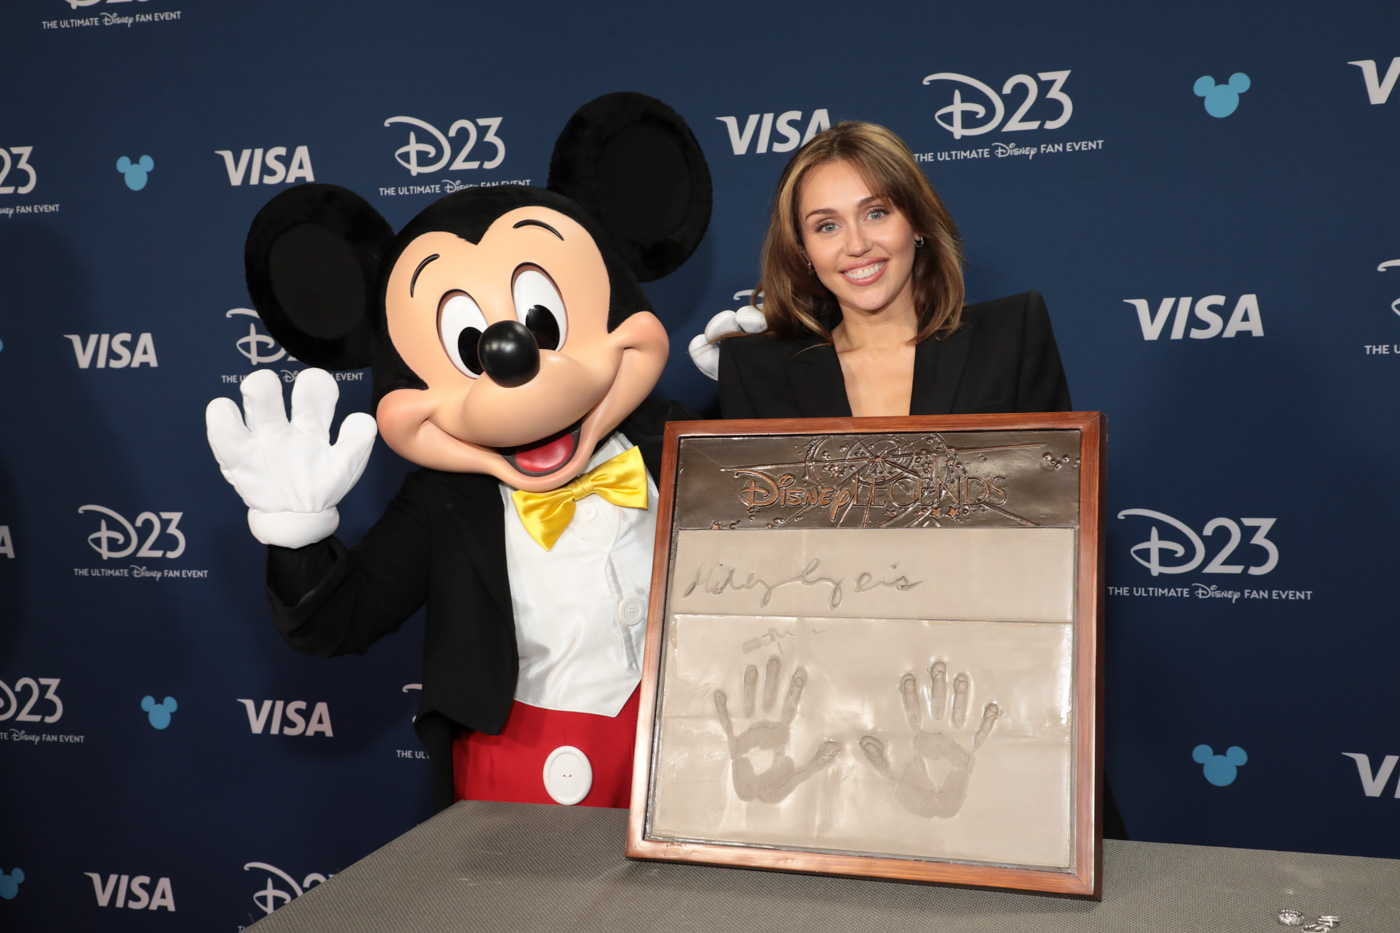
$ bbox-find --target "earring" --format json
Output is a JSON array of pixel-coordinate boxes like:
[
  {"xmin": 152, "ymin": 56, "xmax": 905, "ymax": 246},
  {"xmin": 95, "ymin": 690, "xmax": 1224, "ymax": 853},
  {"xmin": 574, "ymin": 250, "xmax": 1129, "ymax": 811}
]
[
  {"xmin": 914, "ymin": 235, "xmax": 925, "ymax": 248},
  {"xmin": 806, "ymin": 259, "xmax": 814, "ymax": 272}
]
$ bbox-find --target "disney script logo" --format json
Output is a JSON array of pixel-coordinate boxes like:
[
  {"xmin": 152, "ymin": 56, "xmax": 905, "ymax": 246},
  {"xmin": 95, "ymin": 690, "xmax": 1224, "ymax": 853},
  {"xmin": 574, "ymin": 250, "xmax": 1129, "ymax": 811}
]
[{"xmin": 728, "ymin": 434, "xmax": 1034, "ymax": 528}]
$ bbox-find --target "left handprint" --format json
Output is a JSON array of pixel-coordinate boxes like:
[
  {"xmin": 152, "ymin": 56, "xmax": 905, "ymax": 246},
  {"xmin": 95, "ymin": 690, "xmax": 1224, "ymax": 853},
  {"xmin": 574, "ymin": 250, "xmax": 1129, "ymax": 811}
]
[
  {"xmin": 714, "ymin": 656, "xmax": 841, "ymax": 803},
  {"xmin": 205, "ymin": 368, "xmax": 377, "ymax": 548}
]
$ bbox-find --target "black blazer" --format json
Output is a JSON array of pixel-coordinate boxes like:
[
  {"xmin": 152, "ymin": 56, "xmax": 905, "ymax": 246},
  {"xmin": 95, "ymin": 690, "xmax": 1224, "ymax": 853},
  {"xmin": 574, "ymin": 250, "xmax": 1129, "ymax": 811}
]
[
  {"xmin": 264, "ymin": 398, "xmax": 686, "ymax": 808},
  {"xmin": 718, "ymin": 290, "xmax": 1071, "ymax": 417}
]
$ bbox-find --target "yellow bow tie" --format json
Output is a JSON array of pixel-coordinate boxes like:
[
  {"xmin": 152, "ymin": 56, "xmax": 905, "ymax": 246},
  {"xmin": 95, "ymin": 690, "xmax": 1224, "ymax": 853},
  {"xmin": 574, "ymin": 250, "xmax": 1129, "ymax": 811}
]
[{"xmin": 511, "ymin": 445, "xmax": 648, "ymax": 550}]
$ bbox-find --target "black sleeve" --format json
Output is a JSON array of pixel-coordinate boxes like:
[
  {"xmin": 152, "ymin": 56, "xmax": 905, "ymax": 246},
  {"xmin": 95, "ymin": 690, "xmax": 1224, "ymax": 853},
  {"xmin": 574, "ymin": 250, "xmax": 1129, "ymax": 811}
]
[
  {"xmin": 263, "ymin": 471, "xmax": 436, "ymax": 658},
  {"xmin": 1016, "ymin": 290, "xmax": 1073, "ymax": 413},
  {"xmin": 623, "ymin": 396, "xmax": 698, "ymax": 477},
  {"xmin": 717, "ymin": 338, "xmax": 760, "ymax": 419}
]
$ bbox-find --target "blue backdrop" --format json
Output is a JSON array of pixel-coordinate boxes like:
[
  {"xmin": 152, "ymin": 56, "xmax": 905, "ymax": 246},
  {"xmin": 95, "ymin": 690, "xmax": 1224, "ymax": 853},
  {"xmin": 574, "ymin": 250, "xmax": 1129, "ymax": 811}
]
[{"xmin": 2, "ymin": 0, "xmax": 1398, "ymax": 928}]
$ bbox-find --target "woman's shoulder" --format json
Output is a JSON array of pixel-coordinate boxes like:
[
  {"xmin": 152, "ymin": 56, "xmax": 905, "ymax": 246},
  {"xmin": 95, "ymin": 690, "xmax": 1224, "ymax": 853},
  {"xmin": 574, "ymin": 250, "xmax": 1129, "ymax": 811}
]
[
  {"xmin": 721, "ymin": 330, "xmax": 825, "ymax": 362},
  {"xmin": 955, "ymin": 290, "xmax": 1052, "ymax": 338},
  {"xmin": 960, "ymin": 289, "xmax": 1047, "ymax": 321}
]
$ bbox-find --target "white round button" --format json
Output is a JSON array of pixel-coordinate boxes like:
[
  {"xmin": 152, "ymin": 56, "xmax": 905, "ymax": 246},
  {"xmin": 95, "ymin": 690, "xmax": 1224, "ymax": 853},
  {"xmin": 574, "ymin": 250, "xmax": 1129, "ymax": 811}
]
[
  {"xmin": 542, "ymin": 745, "xmax": 592, "ymax": 805},
  {"xmin": 617, "ymin": 596, "xmax": 646, "ymax": 626},
  {"xmin": 577, "ymin": 502, "xmax": 598, "ymax": 521}
]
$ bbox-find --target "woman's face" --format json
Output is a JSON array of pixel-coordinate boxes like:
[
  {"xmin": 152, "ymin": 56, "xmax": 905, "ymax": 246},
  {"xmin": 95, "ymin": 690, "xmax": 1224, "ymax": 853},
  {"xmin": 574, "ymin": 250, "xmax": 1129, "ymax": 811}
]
[{"xmin": 796, "ymin": 159, "xmax": 918, "ymax": 321}]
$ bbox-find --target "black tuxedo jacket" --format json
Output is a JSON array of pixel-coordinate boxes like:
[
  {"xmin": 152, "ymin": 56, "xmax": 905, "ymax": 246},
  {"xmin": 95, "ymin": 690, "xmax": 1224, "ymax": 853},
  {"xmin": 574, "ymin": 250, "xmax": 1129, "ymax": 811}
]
[
  {"xmin": 264, "ymin": 398, "xmax": 687, "ymax": 808},
  {"xmin": 718, "ymin": 291, "xmax": 1071, "ymax": 418}
]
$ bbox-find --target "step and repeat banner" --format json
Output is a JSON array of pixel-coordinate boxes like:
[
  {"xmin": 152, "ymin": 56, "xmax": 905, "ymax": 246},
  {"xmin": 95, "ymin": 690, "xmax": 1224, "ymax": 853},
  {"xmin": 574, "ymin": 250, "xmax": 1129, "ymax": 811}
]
[{"xmin": 1, "ymin": 0, "xmax": 1397, "ymax": 928}]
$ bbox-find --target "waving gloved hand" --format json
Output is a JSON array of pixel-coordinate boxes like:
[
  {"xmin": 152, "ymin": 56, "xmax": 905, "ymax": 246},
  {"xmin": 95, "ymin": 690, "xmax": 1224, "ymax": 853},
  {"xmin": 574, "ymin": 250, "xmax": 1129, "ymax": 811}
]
[
  {"xmin": 687, "ymin": 299, "xmax": 767, "ymax": 380},
  {"xmin": 206, "ymin": 368, "xmax": 377, "ymax": 549}
]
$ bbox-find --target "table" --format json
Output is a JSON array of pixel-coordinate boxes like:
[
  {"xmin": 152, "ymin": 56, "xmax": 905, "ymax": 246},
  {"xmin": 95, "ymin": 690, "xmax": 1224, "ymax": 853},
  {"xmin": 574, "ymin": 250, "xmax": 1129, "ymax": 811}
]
[{"xmin": 247, "ymin": 801, "xmax": 1398, "ymax": 932}]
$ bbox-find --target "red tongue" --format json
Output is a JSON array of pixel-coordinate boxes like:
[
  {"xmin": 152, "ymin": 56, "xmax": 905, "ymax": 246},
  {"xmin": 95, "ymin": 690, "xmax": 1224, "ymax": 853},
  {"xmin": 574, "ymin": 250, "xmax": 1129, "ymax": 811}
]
[{"xmin": 513, "ymin": 430, "xmax": 577, "ymax": 474}]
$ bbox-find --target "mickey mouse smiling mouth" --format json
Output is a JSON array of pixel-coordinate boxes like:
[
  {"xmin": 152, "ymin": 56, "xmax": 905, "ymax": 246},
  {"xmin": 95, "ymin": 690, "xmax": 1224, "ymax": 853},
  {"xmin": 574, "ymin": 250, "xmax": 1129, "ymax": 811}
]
[
  {"xmin": 503, "ymin": 420, "xmax": 583, "ymax": 477},
  {"xmin": 372, "ymin": 206, "xmax": 670, "ymax": 493}
]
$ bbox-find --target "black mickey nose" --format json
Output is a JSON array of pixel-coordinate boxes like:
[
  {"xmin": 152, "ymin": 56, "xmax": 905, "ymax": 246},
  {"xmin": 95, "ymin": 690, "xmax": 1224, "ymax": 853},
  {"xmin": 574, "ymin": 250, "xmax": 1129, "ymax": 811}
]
[{"xmin": 477, "ymin": 320, "xmax": 540, "ymax": 388}]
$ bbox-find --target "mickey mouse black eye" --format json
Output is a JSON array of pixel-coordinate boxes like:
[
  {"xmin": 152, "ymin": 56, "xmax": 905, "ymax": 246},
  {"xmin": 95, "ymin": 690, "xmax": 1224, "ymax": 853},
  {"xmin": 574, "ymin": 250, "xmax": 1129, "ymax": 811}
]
[
  {"xmin": 511, "ymin": 266, "xmax": 567, "ymax": 351},
  {"xmin": 438, "ymin": 290, "xmax": 487, "ymax": 377}
]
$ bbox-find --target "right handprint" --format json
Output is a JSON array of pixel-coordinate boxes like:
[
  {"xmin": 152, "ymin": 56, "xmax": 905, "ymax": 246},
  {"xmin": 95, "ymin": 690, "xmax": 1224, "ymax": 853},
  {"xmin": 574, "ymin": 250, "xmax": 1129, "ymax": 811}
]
[{"xmin": 859, "ymin": 660, "xmax": 1000, "ymax": 818}]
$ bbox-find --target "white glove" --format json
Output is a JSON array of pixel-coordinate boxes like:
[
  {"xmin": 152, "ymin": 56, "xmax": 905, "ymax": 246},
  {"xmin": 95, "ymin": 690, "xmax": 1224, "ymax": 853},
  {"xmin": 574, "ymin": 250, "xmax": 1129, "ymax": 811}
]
[
  {"xmin": 687, "ymin": 304, "xmax": 767, "ymax": 380},
  {"xmin": 206, "ymin": 368, "xmax": 378, "ymax": 548}
]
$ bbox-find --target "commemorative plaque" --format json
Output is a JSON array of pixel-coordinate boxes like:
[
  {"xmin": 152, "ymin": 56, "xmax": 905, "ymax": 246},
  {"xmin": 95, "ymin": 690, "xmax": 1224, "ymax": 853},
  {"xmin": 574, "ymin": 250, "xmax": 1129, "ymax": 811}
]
[{"xmin": 627, "ymin": 413, "xmax": 1105, "ymax": 898}]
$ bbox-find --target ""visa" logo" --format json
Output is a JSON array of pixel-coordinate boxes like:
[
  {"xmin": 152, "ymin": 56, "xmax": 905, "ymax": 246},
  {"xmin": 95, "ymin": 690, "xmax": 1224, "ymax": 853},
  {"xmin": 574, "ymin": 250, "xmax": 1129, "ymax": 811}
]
[
  {"xmin": 1121, "ymin": 295, "xmax": 1264, "ymax": 340},
  {"xmin": 237, "ymin": 699, "xmax": 333, "ymax": 736},
  {"xmin": 1348, "ymin": 58, "xmax": 1399, "ymax": 105},
  {"xmin": 1343, "ymin": 752, "xmax": 1400, "ymax": 797},
  {"xmin": 716, "ymin": 110, "xmax": 830, "ymax": 155},
  {"xmin": 83, "ymin": 873, "xmax": 175, "ymax": 911},
  {"xmin": 214, "ymin": 146, "xmax": 315, "ymax": 186},
  {"xmin": 64, "ymin": 333, "xmax": 158, "ymax": 368}
]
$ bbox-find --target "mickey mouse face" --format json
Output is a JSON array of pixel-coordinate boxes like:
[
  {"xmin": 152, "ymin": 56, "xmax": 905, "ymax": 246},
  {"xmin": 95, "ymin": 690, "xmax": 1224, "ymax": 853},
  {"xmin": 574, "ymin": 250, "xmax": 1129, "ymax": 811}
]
[
  {"xmin": 241, "ymin": 93, "xmax": 711, "ymax": 493},
  {"xmin": 0, "ymin": 868, "xmax": 24, "ymax": 900},
  {"xmin": 375, "ymin": 206, "xmax": 668, "ymax": 491},
  {"xmin": 1193, "ymin": 73, "xmax": 1251, "ymax": 118},
  {"xmin": 140, "ymin": 695, "xmax": 179, "ymax": 730},
  {"xmin": 116, "ymin": 155, "xmax": 155, "ymax": 191},
  {"xmin": 1192, "ymin": 743, "xmax": 1247, "ymax": 786}
]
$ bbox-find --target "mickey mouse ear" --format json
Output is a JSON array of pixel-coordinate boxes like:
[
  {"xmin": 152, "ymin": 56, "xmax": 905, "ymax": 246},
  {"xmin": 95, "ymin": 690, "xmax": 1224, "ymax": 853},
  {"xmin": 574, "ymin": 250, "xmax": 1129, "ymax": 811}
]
[
  {"xmin": 548, "ymin": 92, "xmax": 712, "ymax": 283},
  {"xmin": 244, "ymin": 184, "xmax": 393, "ymax": 371}
]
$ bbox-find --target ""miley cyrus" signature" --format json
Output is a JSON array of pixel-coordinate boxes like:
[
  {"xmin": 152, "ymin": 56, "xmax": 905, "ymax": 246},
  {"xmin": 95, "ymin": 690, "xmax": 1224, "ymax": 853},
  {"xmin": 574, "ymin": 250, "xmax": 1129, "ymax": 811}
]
[{"xmin": 681, "ymin": 558, "xmax": 922, "ymax": 610}]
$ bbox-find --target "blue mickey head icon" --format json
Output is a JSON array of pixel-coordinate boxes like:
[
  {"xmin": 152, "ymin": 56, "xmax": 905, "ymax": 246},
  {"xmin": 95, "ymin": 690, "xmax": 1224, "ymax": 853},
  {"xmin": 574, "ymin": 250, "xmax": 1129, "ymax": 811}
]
[
  {"xmin": 1192, "ymin": 743, "xmax": 1248, "ymax": 786},
  {"xmin": 141, "ymin": 695, "xmax": 178, "ymax": 730},
  {"xmin": 1193, "ymin": 73, "xmax": 1251, "ymax": 118},
  {"xmin": 0, "ymin": 868, "xmax": 24, "ymax": 900},
  {"xmin": 116, "ymin": 155, "xmax": 155, "ymax": 191}
]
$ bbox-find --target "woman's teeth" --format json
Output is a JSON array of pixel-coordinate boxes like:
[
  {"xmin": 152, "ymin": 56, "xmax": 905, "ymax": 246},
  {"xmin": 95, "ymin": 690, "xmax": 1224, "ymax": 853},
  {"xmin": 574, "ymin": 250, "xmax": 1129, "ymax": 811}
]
[{"xmin": 844, "ymin": 261, "xmax": 886, "ymax": 281}]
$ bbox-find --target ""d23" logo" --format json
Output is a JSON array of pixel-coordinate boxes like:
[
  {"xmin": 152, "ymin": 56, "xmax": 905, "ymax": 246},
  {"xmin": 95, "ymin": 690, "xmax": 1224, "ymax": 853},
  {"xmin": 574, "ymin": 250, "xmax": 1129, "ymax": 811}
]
[
  {"xmin": 0, "ymin": 147, "xmax": 36, "ymax": 195},
  {"xmin": 0, "ymin": 677, "xmax": 62, "ymax": 723},
  {"xmin": 226, "ymin": 308, "xmax": 290, "ymax": 365},
  {"xmin": 1117, "ymin": 509, "xmax": 1278, "ymax": 577},
  {"xmin": 78, "ymin": 506, "xmax": 186, "ymax": 560},
  {"xmin": 922, "ymin": 71, "xmax": 1072, "ymax": 139},
  {"xmin": 384, "ymin": 116, "xmax": 505, "ymax": 176},
  {"xmin": 243, "ymin": 863, "xmax": 331, "ymax": 916}
]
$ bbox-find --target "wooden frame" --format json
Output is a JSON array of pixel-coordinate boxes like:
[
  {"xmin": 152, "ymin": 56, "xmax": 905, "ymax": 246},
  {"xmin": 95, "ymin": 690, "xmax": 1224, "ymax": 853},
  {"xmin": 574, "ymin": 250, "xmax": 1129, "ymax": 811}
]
[{"xmin": 627, "ymin": 413, "xmax": 1105, "ymax": 899}]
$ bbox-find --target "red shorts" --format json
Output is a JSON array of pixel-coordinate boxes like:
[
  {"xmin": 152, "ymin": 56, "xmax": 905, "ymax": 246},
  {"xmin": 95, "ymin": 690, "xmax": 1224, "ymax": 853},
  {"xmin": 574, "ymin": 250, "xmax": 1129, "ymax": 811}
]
[{"xmin": 452, "ymin": 687, "xmax": 640, "ymax": 808}]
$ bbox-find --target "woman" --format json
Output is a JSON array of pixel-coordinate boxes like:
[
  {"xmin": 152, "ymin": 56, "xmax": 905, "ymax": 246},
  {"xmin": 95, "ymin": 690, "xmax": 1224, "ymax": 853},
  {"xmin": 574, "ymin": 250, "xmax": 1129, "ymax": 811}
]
[
  {"xmin": 717, "ymin": 122, "xmax": 1128, "ymax": 841},
  {"xmin": 717, "ymin": 121, "xmax": 1071, "ymax": 419}
]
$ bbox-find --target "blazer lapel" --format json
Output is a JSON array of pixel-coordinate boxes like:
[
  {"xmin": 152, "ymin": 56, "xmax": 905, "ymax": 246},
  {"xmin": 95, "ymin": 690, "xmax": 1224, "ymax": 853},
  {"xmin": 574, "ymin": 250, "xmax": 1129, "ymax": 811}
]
[
  {"xmin": 784, "ymin": 338, "xmax": 852, "ymax": 417},
  {"xmin": 914, "ymin": 324, "xmax": 972, "ymax": 415},
  {"xmin": 437, "ymin": 471, "xmax": 513, "ymax": 619}
]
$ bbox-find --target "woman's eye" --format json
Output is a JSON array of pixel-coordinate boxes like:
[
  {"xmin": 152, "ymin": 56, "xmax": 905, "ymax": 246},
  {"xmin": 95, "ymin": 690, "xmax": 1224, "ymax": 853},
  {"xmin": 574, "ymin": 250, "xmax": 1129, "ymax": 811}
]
[
  {"xmin": 816, "ymin": 221, "xmax": 838, "ymax": 234},
  {"xmin": 512, "ymin": 267, "xmax": 567, "ymax": 351},
  {"xmin": 868, "ymin": 208, "xmax": 888, "ymax": 221},
  {"xmin": 438, "ymin": 291, "xmax": 487, "ymax": 377}
]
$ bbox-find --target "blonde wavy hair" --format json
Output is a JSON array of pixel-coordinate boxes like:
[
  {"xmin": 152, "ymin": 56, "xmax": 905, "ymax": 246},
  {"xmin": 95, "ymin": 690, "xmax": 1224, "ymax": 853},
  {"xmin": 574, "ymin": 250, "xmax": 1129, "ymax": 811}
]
[{"xmin": 755, "ymin": 121, "xmax": 965, "ymax": 343}]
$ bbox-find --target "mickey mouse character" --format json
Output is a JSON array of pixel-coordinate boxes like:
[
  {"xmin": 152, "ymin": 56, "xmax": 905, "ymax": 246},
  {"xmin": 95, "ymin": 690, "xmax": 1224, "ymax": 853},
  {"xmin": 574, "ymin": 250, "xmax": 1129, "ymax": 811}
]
[{"xmin": 206, "ymin": 93, "xmax": 710, "ymax": 810}]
